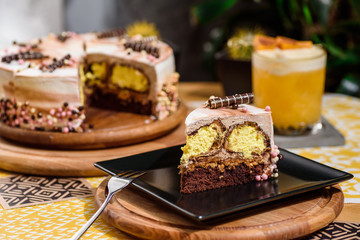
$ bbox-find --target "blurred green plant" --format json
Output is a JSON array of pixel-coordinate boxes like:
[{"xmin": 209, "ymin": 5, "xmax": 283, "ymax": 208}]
[
  {"xmin": 191, "ymin": 0, "xmax": 238, "ymax": 25},
  {"xmin": 277, "ymin": 0, "xmax": 360, "ymax": 94}
]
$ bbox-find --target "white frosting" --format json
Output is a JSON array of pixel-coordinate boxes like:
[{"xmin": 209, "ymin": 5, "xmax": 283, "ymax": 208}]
[
  {"xmin": 252, "ymin": 46, "xmax": 326, "ymax": 75},
  {"xmin": 86, "ymin": 44, "xmax": 119, "ymax": 55},
  {"xmin": 17, "ymin": 67, "xmax": 78, "ymax": 76},
  {"xmin": 154, "ymin": 54, "xmax": 175, "ymax": 92}
]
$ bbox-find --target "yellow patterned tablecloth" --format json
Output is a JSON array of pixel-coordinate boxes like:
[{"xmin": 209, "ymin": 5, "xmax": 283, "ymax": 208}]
[
  {"xmin": 0, "ymin": 93, "xmax": 359, "ymax": 239},
  {"xmin": 292, "ymin": 94, "xmax": 360, "ymax": 204}
]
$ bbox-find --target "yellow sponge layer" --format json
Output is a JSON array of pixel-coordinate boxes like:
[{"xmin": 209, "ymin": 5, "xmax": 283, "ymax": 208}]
[
  {"xmin": 91, "ymin": 62, "xmax": 107, "ymax": 79},
  {"xmin": 226, "ymin": 125, "xmax": 266, "ymax": 158},
  {"xmin": 181, "ymin": 123, "xmax": 222, "ymax": 164},
  {"xmin": 111, "ymin": 65, "xmax": 148, "ymax": 92}
]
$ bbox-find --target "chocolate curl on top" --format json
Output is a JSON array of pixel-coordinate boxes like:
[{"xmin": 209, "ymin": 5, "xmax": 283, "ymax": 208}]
[{"xmin": 206, "ymin": 93, "xmax": 254, "ymax": 109}]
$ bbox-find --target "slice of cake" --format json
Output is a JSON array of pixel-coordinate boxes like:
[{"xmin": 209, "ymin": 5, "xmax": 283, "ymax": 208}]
[
  {"xmin": 79, "ymin": 35, "xmax": 179, "ymax": 119},
  {"xmin": 179, "ymin": 93, "xmax": 280, "ymax": 193}
]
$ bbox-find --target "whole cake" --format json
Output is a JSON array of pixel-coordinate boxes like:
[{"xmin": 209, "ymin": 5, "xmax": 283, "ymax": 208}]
[
  {"xmin": 0, "ymin": 30, "xmax": 179, "ymax": 132},
  {"xmin": 179, "ymin": 93, "xmax": 280, "ymax": 193}
]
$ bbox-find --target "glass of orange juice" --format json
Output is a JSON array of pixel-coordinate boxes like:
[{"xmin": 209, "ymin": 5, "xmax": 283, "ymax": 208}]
[{"xmin": 252, "ymin": 37, "xmax": 326, "ymax": 135}]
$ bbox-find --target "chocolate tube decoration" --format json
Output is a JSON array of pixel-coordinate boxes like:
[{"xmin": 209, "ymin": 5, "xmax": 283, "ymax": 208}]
[{"xmin": 206, "ymin": 93, "xmax": 254, "ymax": 109}]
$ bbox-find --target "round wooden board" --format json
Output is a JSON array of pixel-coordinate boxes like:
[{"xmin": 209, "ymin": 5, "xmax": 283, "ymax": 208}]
[
  {"xmin": 0, "ymin": 104, "xmax": 187, "ymax": 150},
  {"xmin": 0, "ymin": 122, "xmax": 186, "ymax": 177},
  {"xmin": 95, "ymin": 178, "xmax": 344, "ymax": 240}
]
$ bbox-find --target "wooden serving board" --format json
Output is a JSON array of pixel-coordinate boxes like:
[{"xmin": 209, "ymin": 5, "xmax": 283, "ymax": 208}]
[
  {"xmin": 95, "ymin": 178, "xmax": 344, "ymax": 240},
  {"xmin": 0, "ymin": 122, "xmax": 186, "ymax": 177},
  {"xmin": 0, "ymin": 104, "xmax": 187, "ymax": 150}
]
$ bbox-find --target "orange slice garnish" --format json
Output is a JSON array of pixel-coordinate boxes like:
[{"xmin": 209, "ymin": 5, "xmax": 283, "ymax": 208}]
[
  {"xmin": 254, "ymin": 35, "xmax": 313, "ymax": 50},
  {"xmin": 276, "ymin": 36, "xmax": 313, "ymax": 49},
  {"xmin": 253, "ymin": 35, "xmax": 277, "ymax": 50},
  {"xmin": 295, "ymin": 40, "xmax": 313, "ymax": 48}
]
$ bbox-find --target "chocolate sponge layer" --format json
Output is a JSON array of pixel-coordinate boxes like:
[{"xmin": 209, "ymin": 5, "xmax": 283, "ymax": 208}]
[{"xmin": 180, "ymin": 163, "xmax": 264, "ymax": 194}]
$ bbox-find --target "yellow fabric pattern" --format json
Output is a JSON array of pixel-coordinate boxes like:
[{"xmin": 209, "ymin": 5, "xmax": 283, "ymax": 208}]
[{"xmin": 291, "ymin": 94, "xmax": 360, "ymax": 203}]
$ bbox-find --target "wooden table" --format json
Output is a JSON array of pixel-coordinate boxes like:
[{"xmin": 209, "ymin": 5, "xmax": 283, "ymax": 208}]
[{"xmin": 0, "ymin": 82, "xmax": 359, "ymax": 239}]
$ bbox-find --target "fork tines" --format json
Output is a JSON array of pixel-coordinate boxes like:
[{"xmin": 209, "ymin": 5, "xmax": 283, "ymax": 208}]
[{"xmin": 117, "ymin": 170, "xmax": 145, "ymax": 179}]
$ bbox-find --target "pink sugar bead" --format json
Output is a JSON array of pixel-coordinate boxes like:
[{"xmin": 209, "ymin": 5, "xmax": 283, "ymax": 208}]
[
  {"xmin": 261, "ymin": 174, "xmax": 268, "ymax": 180},
  {"xmin": 265, "ymin": 106, "xmax": 271, "ymax": 111},
  {"xmin": 50, "ymin": 109, "xmax": 55, "ymax": 115},
  {"xmin": 58, "ymin": 107, "xmax": 63, "ymax": 112},
  {"xmin": 274, "ymin": 145, "xmax": 278, "ymax": 150},
  {"xmin": 61, "ymin": 111, "xmax": 66, "ymax": 117},
  {"xmin": 271, "ymin": 151, "xmax": 278, "ymax": 158},
  {"xmin": 241, "ymin": 106, "xmax": 248, "ymax": 113},
  {"xmin": 18, "ymin": 59, "xmax": 24, "ymax": 65},
  {"xmin": 21, "ymin": 111, "xmax": 25, "ymax": 116},
  {"xmin": 48, "ymin": 120, "xmax": 53, "ymax": 125},
  {"xmin": 56, "ymin": 113, "xmax": 61, "ymax": 117},
  {"xmin": 67, "ymin": 111, "xmax": 72, "ymax": 116},
  {"xmin": 147, "ymin": 55, "xmax": 156, "ymax": 61},
  {"xmin": 255, "ymin": 175, "xmax": 261, "ymax": 181},
  {"xmin": 62, "ymin": 127, "xmax": 69, "ymax": 133},
  {"xmin": 30, "ymin": 126, "xmax": 35, "ymax": 130}
]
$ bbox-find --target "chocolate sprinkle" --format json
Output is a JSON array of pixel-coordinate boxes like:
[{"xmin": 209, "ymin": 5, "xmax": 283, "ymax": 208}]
[
  {"xmin": 40, "ymin": 54, "xmax": 71, "ymax": 72},
  {"xmin": 0, "ymin": 98, "xmax": 86, "ymax": 133},
  {"xmin": 124, "ymin": 39, "xmax": 160, "ymax": 58},
  {"xmin": 57, "ymin": 32, "xmax": 71, "ymax": 42},
  {"xmin": 12, "ymin": 41, "xmax": 39, "ymax": 49},
  {"xmin": 1, "ymin": 51, "xmax": 48, "ymax": 64},
  {"xmin": 96, "ymin": 29, "xmax": 125, "ymax": 39}
]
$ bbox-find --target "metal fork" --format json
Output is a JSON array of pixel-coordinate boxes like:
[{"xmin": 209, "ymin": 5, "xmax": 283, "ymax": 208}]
[{"xmin": 70, "ymin": 170, "xmax": 145, "ymax": 240}]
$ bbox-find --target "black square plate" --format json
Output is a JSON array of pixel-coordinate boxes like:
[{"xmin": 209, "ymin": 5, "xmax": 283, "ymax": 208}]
[{"xmin": 94, "ymin": 145, "xmax": 353, "ymax": 221}]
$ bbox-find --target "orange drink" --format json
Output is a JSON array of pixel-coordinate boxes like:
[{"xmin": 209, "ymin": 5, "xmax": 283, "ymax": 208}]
[{"xmin": 252, "ymin": 45, "xmax": 326, "ymax": 135}]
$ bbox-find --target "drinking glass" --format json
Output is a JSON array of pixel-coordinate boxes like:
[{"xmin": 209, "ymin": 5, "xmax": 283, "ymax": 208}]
[{"xmin": 252, "ymin": 46, "xmax": 327, "ymax": 135}]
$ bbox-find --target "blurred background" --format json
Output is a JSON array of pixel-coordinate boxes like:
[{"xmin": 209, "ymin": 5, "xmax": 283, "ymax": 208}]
[{"xmin": 0, "ymin": 0, "xmax": 359, "ymax": 97}]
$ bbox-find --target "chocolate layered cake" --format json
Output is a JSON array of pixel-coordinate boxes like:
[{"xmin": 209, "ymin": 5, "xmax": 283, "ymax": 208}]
[
  {"xmin": 0, "ymin": 30, "xmax": 179, "ymax": 133},
  {"xmin": 179, "ymin": 93, "xmax": 280, "ymax": 193}
]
